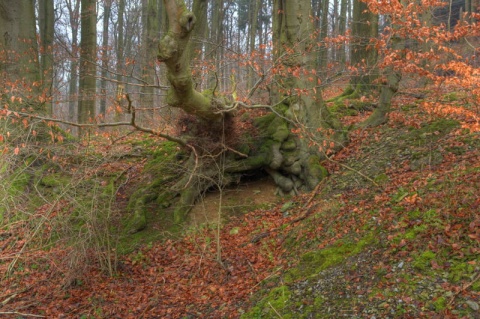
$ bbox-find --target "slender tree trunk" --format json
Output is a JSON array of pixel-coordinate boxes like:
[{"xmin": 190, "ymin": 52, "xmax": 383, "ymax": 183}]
[
  {"xmin": 207, "ymin": 0, "xmax": 224, "ymax": 90},
  {"xmin": 319, "ymin": 0, "xmax": 330, "ymax": 73},
  {"xmin": 247, "ymin": 0, "xmax": 261, "ymax": 90},
  {"xmin": 338, "ymin": 0, "xmax": 348, "ymax": 64},
  {"xmin": 78, "ymin": 0, "xmax": 97, "ymax": 132},
  {"xmin": 140, "ymin": 0, "xmax": 160, "ymax": 125},
  {"xmin": 39, "ymin": 0, "xmax": 55, "ymax": 115},
  {"xmin": 67, "ymin": 0, "xmax": 80, "ymax": 122},
  {"xmin": 191, "ymin": 0, "xmax": 207, "ymax": 59},
  {"xmin": 190, "ymin": 0, "xmax": 207, "ymax": 89},
  {"xmin": 100, "ymin": 0, "xmax": 112, "ymax": 119},
  {"xmin": 115, "ymin": 0, "xmax": 125, "ymax": 117}
]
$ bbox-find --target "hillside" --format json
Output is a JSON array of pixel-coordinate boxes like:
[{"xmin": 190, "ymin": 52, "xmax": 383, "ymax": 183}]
[{"xmin": 0, "ymin": 87, "xmax": 479, "ymax": 318}]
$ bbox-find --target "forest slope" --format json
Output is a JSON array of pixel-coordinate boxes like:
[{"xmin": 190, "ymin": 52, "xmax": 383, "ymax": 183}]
[{"xmin": 0, "ymin": 87, "xmax": 479, "ymax": 318}]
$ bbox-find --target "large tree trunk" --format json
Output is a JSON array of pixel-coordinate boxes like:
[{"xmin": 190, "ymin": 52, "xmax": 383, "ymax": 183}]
[
  {"xmin": 0, "ymin": 0, "xmax": 41, "ymax": 110},
  {"xmin": 132, "ymin": 0, "xmax": 344, "ymax": 225},
  {"xmin": 349, "ymin": 0, "xmax": 379, "ymax": 94}
]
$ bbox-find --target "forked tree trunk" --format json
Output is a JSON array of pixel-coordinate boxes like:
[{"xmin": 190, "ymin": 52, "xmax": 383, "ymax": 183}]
[{"xmin": 133, "ymin": 0, "xmax": 345, "ymax": 225}]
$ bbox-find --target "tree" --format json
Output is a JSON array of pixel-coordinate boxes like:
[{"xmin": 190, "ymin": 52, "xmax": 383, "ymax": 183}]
[
  {"xmin": 337, "ymin": 0, "xmax": 349, "ymax": 64},
  {"xmin": 66, "ymin": 0, "xmax": 81, "ymax": 121},
  {"xmin": 78, "ymin": 0, "xmax": 97, "ymax": 130},
  {"xmin": 318, "ymin": 0, "xmax": 330, "ymax": 73},
  {"xmin": 100, "ymin": 0, "xmax": 113, "ymax": 118},
  {"xmin": 140, "ymin": 0, "xmax": 161, "ymax": 124},
  {"xmin": 39, "ymin": 0, "xmax": 55, "ymax": 115},
  {"xmin": 153, "ymin": 0, "xmax": 344, "ymax": 223},
  {"xmin": 206, "ymin": 0, "xmax": 225, "ymax": 89},
  {"xmin": 190, "ymin": 0, "xmax": 208, "ymax": 88},
  {"xmin": 115, "ymin": 0, "xmax": 126, "ymax": 114},
  {"xmin": 0, "ymin": 0, "xmax": 41, "ymax": 109},
  {"xmin": 349, "ymin": 0, "xmax": 379, "ymax": 94}
]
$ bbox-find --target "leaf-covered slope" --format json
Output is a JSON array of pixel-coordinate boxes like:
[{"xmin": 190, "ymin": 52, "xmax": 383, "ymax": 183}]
[{"xmin": 0, "ymin": 89, "xmax": 479, "ymax": 318}]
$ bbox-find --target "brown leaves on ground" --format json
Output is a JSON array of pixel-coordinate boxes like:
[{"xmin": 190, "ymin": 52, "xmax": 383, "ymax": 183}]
[{"xmin": 1, "ymin": 86, "xmax": 479, "ymax": 318}]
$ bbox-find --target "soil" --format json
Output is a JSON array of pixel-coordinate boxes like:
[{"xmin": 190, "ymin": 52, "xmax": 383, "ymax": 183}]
[{"xmin": 188, "ymin": 176, "xmax": 279, "ymax": 227}]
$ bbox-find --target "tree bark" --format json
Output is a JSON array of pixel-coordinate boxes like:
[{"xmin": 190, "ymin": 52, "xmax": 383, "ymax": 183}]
[
  {"xmin": 0, "ymin": 0, "xmax": 41, "ymax": 109},
  {"xmin": 158, "ymin": 0, "xmax": 223, "ymax": 122},
  {"xmin": 360, "ymin": 0, "xmax": 406, "ymax": 127},
  {"xmin": 39, "ymin": 0, "xmax": 55, "ymax": 115},
  {"xmin": 337, "ymin": 0, "xmax": 348, "ymax": 64},
  {"xmin": 100, "ymin": 0, "xmax": 112, "ymax": 118},
  {"xmin": 247, "ymin": 0, "xmax": 261, "ymax": 90},
  {"xmin": 349, "ymin": 0, "xmax": 379, "ymax": 93},
  {"xmin": 67, "ymin": 0, "xmax": 80, "ymax": 122},
  {"xmin": 140, "ymin": 0, "xmax": 161, "ymax": 124},
  {"xmin": 78, "ymin": 0, "xmax": 97, "ymax": 132},
  {"xmin": 114, "ymin": 0, "xmax": 125, "ymax": 119},
  {"xmin": 206, "ymin": 0, "xmax": 224, "ymax": 90}
]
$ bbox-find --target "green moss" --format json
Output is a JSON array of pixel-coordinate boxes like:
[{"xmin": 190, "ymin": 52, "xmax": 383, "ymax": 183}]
[
  {"xmin": 241, "ymin": 285, "xmax": 292, "ymax": 319},
  {"xmin": 281, "ymin": 138, "xmax": 297, "ymax": 151},
  {"xmin": 272, "ymin": 118, "xmax": 289, "ymax": 142},
  {"xmin": 284, "ymin": 233, "xmax": 375, "ymax": 283},
  {"xmin": 417, "ymin": 119, "xmax": 459, "ymax": 137},
  {"xmin": 374, "ymin": 173, "xmax": 390, "ymax": 185},
  {"xmin": 442, "ymin": 92, "xmax": 467, "ymax": 102},
  {"xmin": 306, "ymin": 155, "xmax": 328, "ymax": 189},
  {"xmin": 326, "ymin": 85, "xmax": 355, "ymax": 103},
  {"xmin": 404, "ymin": 224, "xmax": 427, "ymax": 240},
  {"xmin": 448, "ymin": 261, "xmax": 475, "ymax": 283},
  {"xmin": 39, "ymin": 173, "xmax": 70, "ymax": 188},
  {"xmin": 472, "ymin": 281, "xmax": 480, "ymax": 292},
  {"xmin": 9, "ymin": 172, "xmax": 30, "ymax": 195},
  {"xmin": 413, "ymin": 250, "xmax": 436, "ymax": 270},
  {"xmin": 432, "ymin": 296, "xmax": 447, "ymax": 311}
]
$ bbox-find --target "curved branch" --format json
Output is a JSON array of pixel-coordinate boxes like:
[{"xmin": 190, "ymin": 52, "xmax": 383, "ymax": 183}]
[
  {"xmin": 158, "ymin": 0, "xmax": 223, "ymax": 122},
  {"xmin": 1, "ymin": 98, "xmax": 188, "ymax": 147}
]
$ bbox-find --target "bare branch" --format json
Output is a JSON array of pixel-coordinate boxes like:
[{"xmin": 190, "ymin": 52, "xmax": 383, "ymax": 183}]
[{"xmin": 2, "ymin": 101, "xmax": 188, "ymax": 147}]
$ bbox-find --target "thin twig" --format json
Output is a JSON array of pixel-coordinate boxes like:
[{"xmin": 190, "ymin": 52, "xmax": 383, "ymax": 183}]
[
  {"xmin": 448, "ymin": 272, "xmax": 480, "ymax": 306},
  {"xmin": 303, "ymin": 179, "xmax": 327, "ymax": 208},
  {"xmin": 0, "ymin": 312, "xmax": 45, "ymax": 318},
  {"xmin": 326, "ymin": 156, "xmax": 380, "ymax": 187},
  {"xmin": 268, "ymin": 302, "xmax": 284, "ymax": 318},
  {"xmin": 1, "ymin": 293, "xmax": 18, "ymax": 306}
]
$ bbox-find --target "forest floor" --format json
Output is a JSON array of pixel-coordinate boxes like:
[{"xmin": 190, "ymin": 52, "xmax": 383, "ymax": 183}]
[{"xmin": 0, "ymin": 85, "xmax": 479, "ymax": 318}]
